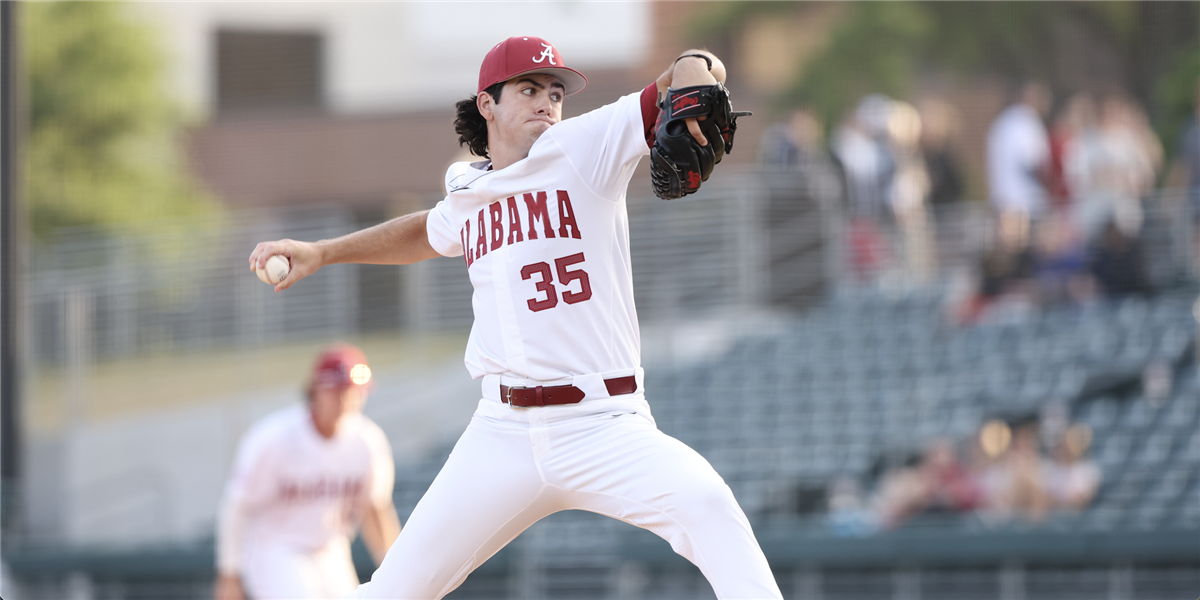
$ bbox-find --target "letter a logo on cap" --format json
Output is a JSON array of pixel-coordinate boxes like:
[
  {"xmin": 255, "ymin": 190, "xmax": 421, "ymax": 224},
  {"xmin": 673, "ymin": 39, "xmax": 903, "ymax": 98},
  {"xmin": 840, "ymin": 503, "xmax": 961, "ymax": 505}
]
[{"xmin": 532, "ymin": 43, "xmax": 556, "ymax": 65}]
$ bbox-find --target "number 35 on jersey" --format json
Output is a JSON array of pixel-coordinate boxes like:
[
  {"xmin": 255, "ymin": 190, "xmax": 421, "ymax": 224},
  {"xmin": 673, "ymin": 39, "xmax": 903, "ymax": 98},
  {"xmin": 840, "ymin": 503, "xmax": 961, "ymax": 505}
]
[{"xmin": 458, "ymin": 189, "xmax": 592, "ymax": 314}]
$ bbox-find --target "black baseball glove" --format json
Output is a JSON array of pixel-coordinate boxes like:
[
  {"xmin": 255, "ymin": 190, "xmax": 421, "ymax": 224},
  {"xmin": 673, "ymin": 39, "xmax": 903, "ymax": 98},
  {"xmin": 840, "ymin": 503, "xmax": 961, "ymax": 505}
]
[{"xmin": 650, "ymin": 82, "xmax": 751, "ymax": 200}]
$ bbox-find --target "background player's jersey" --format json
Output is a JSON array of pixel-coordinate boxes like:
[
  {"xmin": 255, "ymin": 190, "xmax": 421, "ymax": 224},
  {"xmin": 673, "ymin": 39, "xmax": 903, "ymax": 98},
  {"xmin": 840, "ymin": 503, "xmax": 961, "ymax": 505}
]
[
  {"xmin": 222, "ymin": 405, "xmax": 394, "ymax": 555},
  {"xmin": 427, "ymin": 86, "xmax": 657, "ymax": 383}
]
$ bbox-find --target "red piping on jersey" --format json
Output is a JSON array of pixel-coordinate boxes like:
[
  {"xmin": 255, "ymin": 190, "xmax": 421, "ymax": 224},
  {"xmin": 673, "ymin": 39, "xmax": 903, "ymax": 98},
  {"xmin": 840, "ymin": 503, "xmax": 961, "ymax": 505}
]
[{"xmin": 640, "ymin": 83, "xmax": 659, "ymax": 149}]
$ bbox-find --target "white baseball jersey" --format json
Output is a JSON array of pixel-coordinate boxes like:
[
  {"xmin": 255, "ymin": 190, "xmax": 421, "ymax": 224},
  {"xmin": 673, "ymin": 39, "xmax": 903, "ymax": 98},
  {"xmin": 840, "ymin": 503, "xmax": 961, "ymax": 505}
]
[
  {"xmin": 426, "ymin": 87, "xmax": 657, "ymax": 384},
  {"xmin": 217, "ymin": 405, "xmax": 394, "ymax": 596}
]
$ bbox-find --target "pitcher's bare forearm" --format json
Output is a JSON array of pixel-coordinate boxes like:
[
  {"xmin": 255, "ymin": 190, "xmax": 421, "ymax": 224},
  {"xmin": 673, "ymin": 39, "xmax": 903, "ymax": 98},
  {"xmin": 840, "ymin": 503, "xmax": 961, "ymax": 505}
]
[
  {"xmin": 318, "ymin": 211, "xmax": 440, "ymax": 267},
  {"xmin": 655, "ymin": 50, "xmax": 724, "ymax": 103},
  {"xmin": 249, "ymin": 210, "xmax": 440, "ymax": 292}
]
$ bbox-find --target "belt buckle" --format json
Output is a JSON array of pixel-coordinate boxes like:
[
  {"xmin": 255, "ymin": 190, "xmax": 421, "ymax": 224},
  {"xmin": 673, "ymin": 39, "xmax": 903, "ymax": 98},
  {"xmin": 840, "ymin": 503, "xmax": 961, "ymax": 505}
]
[{"xmin": 505, "ymin": 385, "xmax": 528, "ymax": 409}]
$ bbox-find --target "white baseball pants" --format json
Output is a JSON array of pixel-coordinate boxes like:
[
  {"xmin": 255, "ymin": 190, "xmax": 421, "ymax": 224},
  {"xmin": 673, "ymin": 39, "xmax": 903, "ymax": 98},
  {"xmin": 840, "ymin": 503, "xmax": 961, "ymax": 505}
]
[
  {"xmin": 346, "ymin": 393, "xmax": 782, "ymax": 600},
  {"xmin": 244, "ymin": 537, "xmax": 359, "ymax": 599}
]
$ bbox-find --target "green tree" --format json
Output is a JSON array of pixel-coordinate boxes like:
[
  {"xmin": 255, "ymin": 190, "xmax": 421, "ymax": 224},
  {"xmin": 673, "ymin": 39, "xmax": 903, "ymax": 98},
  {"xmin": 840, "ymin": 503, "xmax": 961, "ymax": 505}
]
[
  {"xmin": 782, "ymin": 3, "xmax": 932, "ymax": 127},
  {"xmin": 23, "ymin": 1, "xmax": 214, "ymax": 239}
]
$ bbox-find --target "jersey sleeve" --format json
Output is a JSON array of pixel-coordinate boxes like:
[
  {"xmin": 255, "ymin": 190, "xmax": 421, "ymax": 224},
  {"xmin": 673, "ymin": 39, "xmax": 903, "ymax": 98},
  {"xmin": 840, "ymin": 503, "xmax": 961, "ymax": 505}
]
[
  {"xmin": 361, "ymin": 419, "xmax": 396, "ymax": 507},
  {"xmin": 547, "ymin": 83, "xmax": 659, "ymax": 199},
  {"xmin": 224, "ymin": 422, "xmax": 277, "ymax": 511},
  {"xmin": 215, "ymin": 421, "xmax": 277, "ymax": 574},
  {"xmin": 215, "ymin": 493, "xmax": 247, "ymax": 575},
  {"xmin": 636, "ymin": 83, "xmax": 661, "ymax": 148},
  {"xmin": 425, "ymin": 198, "xmax": 464, "ymax": 258}
]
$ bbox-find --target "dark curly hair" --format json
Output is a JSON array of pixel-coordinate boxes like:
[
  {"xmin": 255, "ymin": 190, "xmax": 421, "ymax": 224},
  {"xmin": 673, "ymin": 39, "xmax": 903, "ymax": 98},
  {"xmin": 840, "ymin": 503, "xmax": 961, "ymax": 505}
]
[{"xmin": 455, "ymin": 82, "xmax": 504, "ymax": 159}]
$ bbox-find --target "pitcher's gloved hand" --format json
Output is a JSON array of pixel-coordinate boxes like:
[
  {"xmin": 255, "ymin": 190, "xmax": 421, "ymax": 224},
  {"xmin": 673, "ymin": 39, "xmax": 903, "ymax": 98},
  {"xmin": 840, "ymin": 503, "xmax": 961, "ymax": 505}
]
[{"xmin": 649, "ymin": 82, "xmax": 751, "ymax": 200}]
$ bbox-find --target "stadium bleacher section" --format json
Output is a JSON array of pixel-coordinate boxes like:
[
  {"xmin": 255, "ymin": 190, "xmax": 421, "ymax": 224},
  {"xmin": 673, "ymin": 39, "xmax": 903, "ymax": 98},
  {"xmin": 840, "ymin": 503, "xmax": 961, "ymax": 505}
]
[
  {"xmin": 381, "ymin": 284, "xmax": 1200, "ymax": 599},
  {"xmin": 9, "ymin": 284, "xmax": 1200, "ymax": 599}
]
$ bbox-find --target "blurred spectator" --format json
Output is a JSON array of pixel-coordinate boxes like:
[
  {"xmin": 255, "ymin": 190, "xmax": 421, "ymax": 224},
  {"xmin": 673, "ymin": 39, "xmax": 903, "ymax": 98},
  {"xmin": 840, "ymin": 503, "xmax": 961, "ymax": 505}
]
[
  {"xmin": 846, "ymin": 217, "xmax": 891, "ymax": 280},
  {"xmin": 1123, "ymin": 96, "xmax": 1165, "ymax": 188},
  {"xmin": 919, "ymin": 438, "xmax": 984, "ymax": 515},
  {"xmin": 862, "ymin": 419, "xmax": 1101, "ymax": 532},
  {"xmin": 1030, "ymin": 214, "xmax": 1095, "ymax": 306},
  {"xmin": 957, "ymin": 210, "xmax": 1037, "ymax": 324},
  {"xmin": 1054, "ymin": 92, "xmax": 1103, "ymax": 209},
  {"xmin": 918, "ymin": 98, "xmax": 966, "ymax": 207},
  {"xmin": 993, "ymin": 424, "xmax": 1053, "ymax": 524},
  {"xmin": 888, "ymin": 101, "xmax": 934, "ymax": 281},
  {"xmin": 971, "ymin": 419, "xmax": 1012, "ymax": 522},
  {"xmin": 1089, "ymin": 219, "xmax": 1151, "ymax": 298},
  {"xmin": 826, "ymin": 476, "xmax": 877, "ymax": 537},
  {"xmin": 833, "ymin": 96, "xmax": 897, "ymax": 280},
  {"xmin": 987, "ymin": 82, "xmax": 1053, "ymax": 218},
  {"xmin": 833, "ymin": 95, "xmax": 895, "ymax": 220},
  {"xmin": 872, "ymin": 439, "xmax": 982, "ymax": 530},
  {"xmin": 1044, "ymin": 424, "xmax": 1101, "ymax": 512},
  {"xmin": 758, "ymin": 106, "xmax": 844, "ymax": 208},
  {"xmin": 1046, "ymin": 102, "xmax": 1074, "ymax": 207},
  {"xmin": 760, "ymin": 107, "xmax": 820, "ymax": 170},
  {"xmin": 871, "ymin": 457, "xmax": 926, "ymax": 530},
  {"xmin": 1073, "ymin": 93, "xmax": 1161, "ymax": 239},
  {"xmin": 831, "ymin": 95, "xmax": 938, "ymax": 282},
  {"xmin": 887, "ymin": 101, "xmax": 930, "ymax": 217}
]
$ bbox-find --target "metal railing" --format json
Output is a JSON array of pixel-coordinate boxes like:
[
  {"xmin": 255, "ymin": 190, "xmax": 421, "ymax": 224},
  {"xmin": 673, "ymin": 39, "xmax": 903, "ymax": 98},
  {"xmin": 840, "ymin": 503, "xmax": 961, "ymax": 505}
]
[
  {"xmin": 27, "ymin": 182, "xmax": 1197, "ymax": 369},
  {"xmin": 25, "ymin": 171, "xmax": 833, "ymax": 367}
]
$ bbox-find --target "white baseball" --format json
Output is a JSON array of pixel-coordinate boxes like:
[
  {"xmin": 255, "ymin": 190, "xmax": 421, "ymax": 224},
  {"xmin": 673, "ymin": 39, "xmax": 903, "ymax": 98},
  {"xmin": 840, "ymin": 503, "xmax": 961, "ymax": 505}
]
[{"xmin": 256, "ymin": 255, "xmax": 291, "ymax": 285}]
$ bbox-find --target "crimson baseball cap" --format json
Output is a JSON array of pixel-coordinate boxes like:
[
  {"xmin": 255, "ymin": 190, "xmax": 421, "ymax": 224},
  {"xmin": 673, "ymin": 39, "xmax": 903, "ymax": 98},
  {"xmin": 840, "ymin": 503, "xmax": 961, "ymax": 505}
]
[
  {"xmin": 309, "ymin": 344, "xmax": 372, "ymax": 389},
  {"xmin": 477, "ymin": 36, "xmax": 588, "ymax": 97}
]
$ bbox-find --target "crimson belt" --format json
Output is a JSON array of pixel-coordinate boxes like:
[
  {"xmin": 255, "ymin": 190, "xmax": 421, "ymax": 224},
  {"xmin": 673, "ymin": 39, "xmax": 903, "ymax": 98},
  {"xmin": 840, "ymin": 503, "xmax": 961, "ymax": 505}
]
[{"xmin": 501, "ymin": 376, "xmax": 638, "ymax": 407}]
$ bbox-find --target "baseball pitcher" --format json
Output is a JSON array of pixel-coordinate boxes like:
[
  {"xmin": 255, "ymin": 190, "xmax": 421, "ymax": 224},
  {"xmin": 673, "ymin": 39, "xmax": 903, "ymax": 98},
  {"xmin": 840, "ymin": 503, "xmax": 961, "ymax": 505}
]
[{"xmin": 248, "ymin": 37, "xmax": 776, "ymax": 599}]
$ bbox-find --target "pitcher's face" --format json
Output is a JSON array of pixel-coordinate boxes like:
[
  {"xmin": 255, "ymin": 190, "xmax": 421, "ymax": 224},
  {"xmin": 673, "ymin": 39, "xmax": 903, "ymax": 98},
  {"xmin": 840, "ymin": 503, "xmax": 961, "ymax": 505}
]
[{"xmin": 480, "ymin": 73, "xmax": 565, "ymax": 157}]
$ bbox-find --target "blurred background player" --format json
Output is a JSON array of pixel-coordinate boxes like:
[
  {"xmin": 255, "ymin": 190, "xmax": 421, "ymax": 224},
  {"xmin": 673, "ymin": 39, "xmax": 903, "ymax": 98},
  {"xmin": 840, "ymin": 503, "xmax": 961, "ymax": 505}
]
[{"xmin": 213, "ymin": 344, "xmax": 400, "ymax": 600}]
